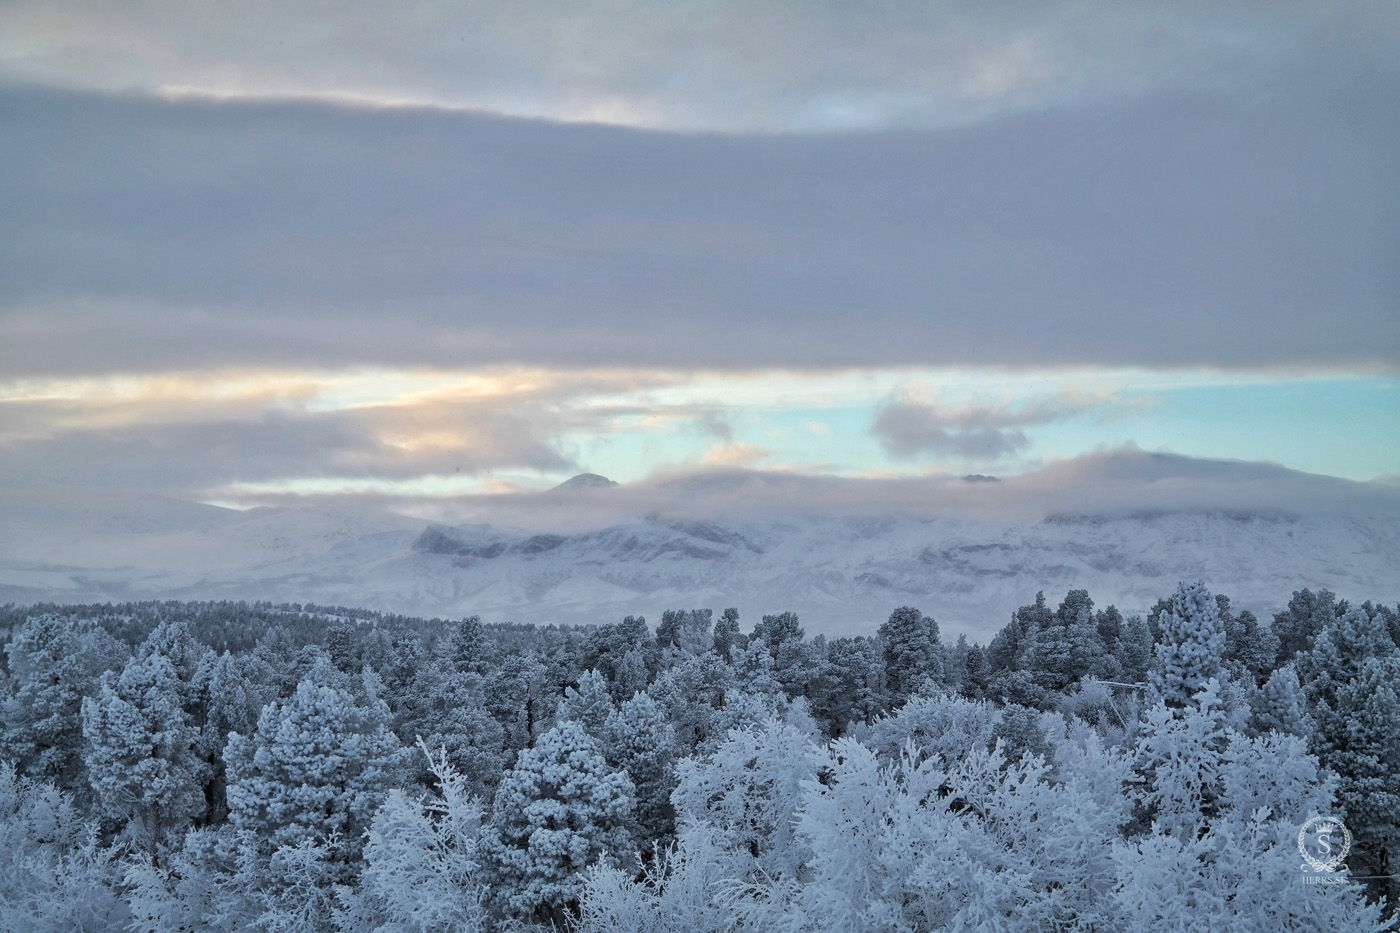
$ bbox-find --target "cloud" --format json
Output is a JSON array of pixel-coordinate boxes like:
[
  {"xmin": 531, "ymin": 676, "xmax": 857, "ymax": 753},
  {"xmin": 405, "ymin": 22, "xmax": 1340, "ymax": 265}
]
[
  {"xmin": 0, "ymin": 385, "xmax": 577, "ymax": 498},
  {"xmin": 196, "ymin": 449, "xmax": 1400, "ymax": 532},
  {"xmin": 872, "ymin": 390, "xmax": 1108, "ymax": 460},
  {"xmin": 1, "ymin": 79, "xmax": 1395, "ymax": 378},
  {"xmin": 693, "ymin": 412, "xmax": 735, "ymax": 443},
  {"xmin": 703, "ymin": 442, "xmax": 771, "ymax": 468},
  {"xmin": 2, "ymin": 1, "xmax": 1395, "ymax": 132}
]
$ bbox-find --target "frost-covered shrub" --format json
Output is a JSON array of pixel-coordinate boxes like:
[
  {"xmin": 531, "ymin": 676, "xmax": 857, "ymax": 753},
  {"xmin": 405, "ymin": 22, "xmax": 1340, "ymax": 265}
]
[
  {"xmin": 671, "ymin": 718, "xmax": 819, "ymax": 882},
  {"xmin": 0, "ymin": 762, "xmax": 126, "ymax": 932},
  {"xmin": 855, "ymin": 691, "xmax": 1001, "ymax": 765},
  {"xmin": 344, "ymin": 744, "xmax": 489, "ymax": 933},
  {"xmin": 577, "ymin": 823, "xmax": 742, "ymax": 933}
]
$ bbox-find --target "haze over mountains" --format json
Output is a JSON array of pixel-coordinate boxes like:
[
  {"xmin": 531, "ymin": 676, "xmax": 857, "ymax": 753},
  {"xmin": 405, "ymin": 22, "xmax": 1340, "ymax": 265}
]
[{"xmin": 3, "ymin": 450, "xmax": 1396, "ymax": 640}]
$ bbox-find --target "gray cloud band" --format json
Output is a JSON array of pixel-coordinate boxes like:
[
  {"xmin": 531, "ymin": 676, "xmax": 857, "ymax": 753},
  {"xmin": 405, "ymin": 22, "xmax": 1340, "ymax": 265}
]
[
  {"xmin": 2, "ymin": 1, "xmax": 1395, "ymax": 131},
  {"xmin": 0, "ymin": 74, "xmax": 1396, "ymax": 377}
]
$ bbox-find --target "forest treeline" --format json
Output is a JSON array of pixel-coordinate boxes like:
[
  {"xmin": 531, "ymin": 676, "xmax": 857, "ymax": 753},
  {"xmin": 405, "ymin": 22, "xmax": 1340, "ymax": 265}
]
[{"xmin": 0, "ymin": 584, "xmax": 1396, "ymax": 931}]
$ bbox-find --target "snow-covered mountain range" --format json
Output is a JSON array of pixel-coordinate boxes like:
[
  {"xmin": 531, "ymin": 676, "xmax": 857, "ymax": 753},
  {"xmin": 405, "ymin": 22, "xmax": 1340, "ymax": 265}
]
[{"xmin": 3, "ymin": 453, "xmax": 1397, "ymax": 640}]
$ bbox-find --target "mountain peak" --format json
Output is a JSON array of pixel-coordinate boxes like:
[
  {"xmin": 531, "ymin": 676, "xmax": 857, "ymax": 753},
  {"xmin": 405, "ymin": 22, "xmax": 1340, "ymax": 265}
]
[{"xmin": 550, "ymin": 473, "xmax": 619, "ymax": 492}]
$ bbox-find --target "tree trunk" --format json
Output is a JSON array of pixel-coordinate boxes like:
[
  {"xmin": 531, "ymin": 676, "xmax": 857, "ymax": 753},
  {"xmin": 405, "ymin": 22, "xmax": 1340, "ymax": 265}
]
[{"xmin": 149, "ymin": 800, "xmax": 160, "ymax": 868}]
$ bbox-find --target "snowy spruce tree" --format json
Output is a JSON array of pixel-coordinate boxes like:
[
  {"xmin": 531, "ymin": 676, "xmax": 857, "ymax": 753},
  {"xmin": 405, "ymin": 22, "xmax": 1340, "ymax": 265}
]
[{"xmin": 482, "ymin": 718, "xmax": 636, "ymax": 926}]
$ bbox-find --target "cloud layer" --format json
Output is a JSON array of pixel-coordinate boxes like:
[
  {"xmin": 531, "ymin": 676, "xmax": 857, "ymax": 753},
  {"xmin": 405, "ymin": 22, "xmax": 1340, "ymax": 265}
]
[
  {"xmin": 873, "ymin": 390, "xmax": 1110, "ymax": 459},
  {"xmin": 2, "ymin": 76, "xmax": 1396, "ymax": 377},
  {"xmin": 3, "ymin": 1, "xmax": 1396, "ymax": 131}
]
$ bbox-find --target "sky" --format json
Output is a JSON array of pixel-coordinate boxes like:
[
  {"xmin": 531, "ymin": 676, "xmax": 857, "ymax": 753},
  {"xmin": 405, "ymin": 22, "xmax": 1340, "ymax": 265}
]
[{"xmin": 1, "ymin": 0, "xmax": 1397, "ymax": 520}]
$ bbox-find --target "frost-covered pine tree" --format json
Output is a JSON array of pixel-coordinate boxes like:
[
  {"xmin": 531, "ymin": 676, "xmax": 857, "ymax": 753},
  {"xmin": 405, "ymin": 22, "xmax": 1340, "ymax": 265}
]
[
  {"xmin": 878, "ymin": 606, "xmax": 943, "ymax": 704},
  {"xmin": 1272, "ymin": 587, "xmax": 1339, "ymax": 666},
  {"xmin": 809, "ymin": 634, "xmax": 887, "ymax": 734},
  {"xmin": 556, "ymin": 669, "xmax": 616, "ymax": 741},
  {"xmin": 1297, "ymin": 604, "xmax": 1396, "ymax": 708},
  {"xmin": 602, "ymin": 691, "xmax": 676, "ymax": 848},
  {"xmin": 711, "ymin": 607, "xmax": 745, "ymax": 663},
  {"xmin": 195, "ymin": 651, "xmax": 277, "ymax": 825},
  {"xmin": 1115, "ymin": 614, "xmax": 1156, "ymax": 685},
  {"xmin": 1221, "ymin": 605, "xmax": 1277, "ymax": 685},
  {"xmin": 656, "ymin": 609, "xmax": 713, "ymax": 658},
  {"xmin": 1, "ymin": 613, "xmax": 125, "ymax": 792},
  {"xmin": 1315, "ymin": 653, "xmax": 1400, "ymax": 905},
  {"xmin": 450, "ymin": 615, "xmax": 495, "ymax": 677},
  {"xmin": 647, "ymin": 653, "xmax": 735, "ymax": 756},
  {"xmin": 482, "ymin": 719, "xmax": 635, "ymax": 926},
  {"xmin": 417, "ymin": 669, "xmax": 507, "ymax": 800},
  {"xmin": 81, "ymin": 652, "xmax": 206, "ymax": 864},
  {"xmin": 224, "ymin": 659, "xmax": 410, "ymax": 864},
  {"xmin": 1246, "ymin": 664, "xmax": 1313, "ymax": 739},
  {"xmin": 1150, "ymin": 581, "xmax": 1227, "ymax": 708},
  {"xmin": 1133, "ymin": 678, "xmax": 1231, "ymax": 840}
]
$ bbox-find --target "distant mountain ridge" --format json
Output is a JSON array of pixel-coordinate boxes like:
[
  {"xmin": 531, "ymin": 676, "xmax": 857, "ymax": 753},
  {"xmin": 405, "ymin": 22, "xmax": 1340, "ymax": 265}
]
[{"xmin": 2, "ymin": 455, "xmax": 1397, "ymax": 640}]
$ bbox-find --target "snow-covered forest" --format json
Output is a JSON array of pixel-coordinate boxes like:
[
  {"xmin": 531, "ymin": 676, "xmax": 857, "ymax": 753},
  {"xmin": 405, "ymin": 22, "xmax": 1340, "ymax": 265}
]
[{"xmin": 1, "ymin": 583, "xmax": 1396, "ymax": 931}]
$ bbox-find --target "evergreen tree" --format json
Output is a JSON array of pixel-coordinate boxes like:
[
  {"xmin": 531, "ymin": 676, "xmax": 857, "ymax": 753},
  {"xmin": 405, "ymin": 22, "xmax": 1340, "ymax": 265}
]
[
  {"xmin": 81, "ymin": 653, "xmax": 205, "ymax": 864},
  {"xmin": 878, "ymin": 606, "xmax": 943, "ymax": 704},
  {"xmin": 1150, "ymin": 582, "xmax": 1227, "ymax": 708},
  {"xmin": 196, "ymin": 651, "xmax": 276, "ymax": 825},
  {"xmin": 602, "ymin": 691, "xmax": 677, "ymax": 849},
  {"xmin": 1247, "ymin": 664, "xmax": 1313, "ymax": 739},
  {"xmin": 556, "ymin": 669, "xmax": 616, "ymax": 741},
  {"xmin": 1017, "ymin": 590, "xmax": 1120, "ymax": 696},
  {"xmin": 1224, "ymin": 607, "xmax": 1277, "ymax": 685},
  {"xmin": 483, "ymin": 720, "xmax": 635, "ymax": 926},
  {"xmin": 583, "ymin": 615, "xmax": 654, "ymax": 701},
  {"xmin": 1271, "ymin": 587, "xmax": 1340, "ymax": 667},
  {"xmin": 808, "ymin": 635, "xmax": 887, "ymax": 734},
  {"xmin": 654, "ymin": 610, "xmax": 685, "ymax": 652},
  {"xmin": 646, "ymin": 654, "xmax": 734, "ymax": 756},
  {"xmin": 451, "ymin": 615, "xmax": 494, "ymax": 677},
  {"xmin": 1308, "ymin": 647, "xmax": 1400, "ymax": 906},
  {"xmin": 961, "ymin": 639, "xmax": 990, "ymax": 699},
  {"xmin": 1132, "ymin": 679, "xmax": 1231, "ymax": 840},
  {"xmin": 749, "ymin": 611, "xmax": 803, "ymax": 660},
  {"xmin": 987, "ymin": 593, "xmax": 1052, "ymax": 675},
  {"xmin": 418, "ymin": 668, "xmax": 507, "ymax": 800},
  {"xmin": 675, "ymin": 609, "xmax": 714, "ymax": 657},
  {"xmin": 1116, "ymin": 614, "xmax": 1156, "ymax": 685},
  {"xmin": 711, "ymin": 607, "xmax": 745, "ymax": 662},
  {"xmin": 132, "ymin": 620, "xmax": 212, "ymax": 712},
  {"xmin": 1297, "ymin": 604, "xmax": 1396, "ymax": 707},
  {"xmin": 1, "ymin": 613, "xmax": 126, "ymax": 791},
  {"xmin": 483, "ymin": 653, "xmax": 556, "ymax": 753},
  {"xmin": 224, "ymin": 660, "xmax": 410, "ymax": 864}
]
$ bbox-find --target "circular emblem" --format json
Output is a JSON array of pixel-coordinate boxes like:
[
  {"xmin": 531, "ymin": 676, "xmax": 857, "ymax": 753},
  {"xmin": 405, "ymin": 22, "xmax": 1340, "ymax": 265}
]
[{"xmin": 1298, "ymin": 815, "xmax": 1351, "ymax": 873}]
